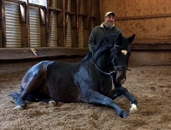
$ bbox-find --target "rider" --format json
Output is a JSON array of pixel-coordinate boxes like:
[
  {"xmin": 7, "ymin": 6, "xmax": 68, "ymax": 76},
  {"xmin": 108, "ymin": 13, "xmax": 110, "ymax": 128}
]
[
  {"xmin": 88, "ymin": 11, "xmax": 122, "ymax": 52},
  {"xmin": 88, "ymin": 11, "xmax": 123, "ymax": 87}
]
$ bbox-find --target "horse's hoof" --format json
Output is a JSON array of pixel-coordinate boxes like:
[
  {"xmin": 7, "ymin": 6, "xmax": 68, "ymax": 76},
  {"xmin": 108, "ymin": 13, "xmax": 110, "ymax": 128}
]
[
  {"xmin": 48, "ymin": 100, "xmax": 56, "ymax": 107},
  {"xmin": 129, "ymin": 104, "xmax": 138, "ymax": 113},
  {"xmin": 14, "ymin": 105, "xmax": 24, "ymax": 110},
  {"xmin": 119, "ymin": 110, "xmax": 128, "ymax": 118}
]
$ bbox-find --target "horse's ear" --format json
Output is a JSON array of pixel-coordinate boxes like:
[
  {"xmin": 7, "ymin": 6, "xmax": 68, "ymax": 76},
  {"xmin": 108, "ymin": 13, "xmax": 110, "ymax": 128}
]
[
  {"xmin": 117, "ymin": 33, "xmax": 123, "ymax": 45},
  {"xmin": 127, "ymin": 34, "xmax": 135, "ymax": 44}
]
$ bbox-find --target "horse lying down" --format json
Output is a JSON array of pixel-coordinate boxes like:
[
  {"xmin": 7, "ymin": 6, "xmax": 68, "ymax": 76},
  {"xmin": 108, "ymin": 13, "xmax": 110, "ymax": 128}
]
[{"xmin": 10, "ymin": 34, "xmax": 137, "ymax": 118}]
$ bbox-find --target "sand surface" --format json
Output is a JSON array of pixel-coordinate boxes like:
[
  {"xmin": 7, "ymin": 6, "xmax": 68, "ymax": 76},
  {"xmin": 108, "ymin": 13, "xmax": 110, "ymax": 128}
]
[{"xmin": 0, "ymin": 66, "xmax": 171, "ymax": 130}]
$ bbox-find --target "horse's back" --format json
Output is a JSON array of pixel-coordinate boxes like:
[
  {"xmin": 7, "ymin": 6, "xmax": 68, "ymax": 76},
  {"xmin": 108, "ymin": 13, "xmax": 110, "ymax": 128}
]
[{"xmin": 45, "ymin": 61, "xmax": 83, "ymax": 102}]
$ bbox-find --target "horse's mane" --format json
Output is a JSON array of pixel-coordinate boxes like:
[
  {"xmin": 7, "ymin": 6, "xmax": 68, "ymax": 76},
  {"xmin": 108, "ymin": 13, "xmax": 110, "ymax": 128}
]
[{"xmin": 94, "ymin": 34, "xmax": 118, "ymax": 52}]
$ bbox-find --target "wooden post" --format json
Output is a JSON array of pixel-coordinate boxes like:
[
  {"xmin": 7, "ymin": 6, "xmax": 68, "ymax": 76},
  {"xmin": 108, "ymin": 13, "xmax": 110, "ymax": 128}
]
[
  {"xmin": 83, "ymin": 0, "xmax": 91, "ymax": 47},
  {"xmin": 47, "ymin": 0, "xmax": 53, "ymax": 47},
  {"xmin": 57, "ymin": 0, "xmax": 65, "ymax": 47},
  {"xmin": 0, "ymin": 0, "xmax": 6, "ymax": 47},
  {"xmin": 19, "ymin": 1, "xmax": 29, "ymax": 47},
  {"xmin": 94, "ymin": 0, "xmax": 100, "ymax": 25},
  {"xmin": 71, "ymin": 0, "xmax": 78, "ymax": 47},
  {"xmin": 40, "ymin": 7, "xmax": 47, "ymax": 47}
]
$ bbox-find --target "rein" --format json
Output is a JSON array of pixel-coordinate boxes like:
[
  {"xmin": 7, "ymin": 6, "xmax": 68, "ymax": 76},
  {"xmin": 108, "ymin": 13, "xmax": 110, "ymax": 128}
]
[{"xmin": 92, "ymin": 52, "xmax": 116, "ymax": 75}]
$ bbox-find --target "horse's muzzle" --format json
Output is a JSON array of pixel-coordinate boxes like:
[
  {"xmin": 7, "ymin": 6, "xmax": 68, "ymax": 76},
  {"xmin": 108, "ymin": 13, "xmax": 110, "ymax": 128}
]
[{"xmin": 116, "ymin": 71, "xmax": 126, "ymax": 84}]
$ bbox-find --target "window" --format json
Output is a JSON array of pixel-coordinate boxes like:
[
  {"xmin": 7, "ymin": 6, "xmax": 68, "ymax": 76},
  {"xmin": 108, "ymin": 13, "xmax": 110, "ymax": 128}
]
[{"xmin": 29, "ymin": 0, "xmax": 47, "ymax": 7}]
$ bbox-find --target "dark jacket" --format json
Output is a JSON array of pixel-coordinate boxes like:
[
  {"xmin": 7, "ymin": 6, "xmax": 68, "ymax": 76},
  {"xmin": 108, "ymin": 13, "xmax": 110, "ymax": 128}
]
[{"xmin": 88, "ymin": 22, "xmax": 122, "ymax": 52}]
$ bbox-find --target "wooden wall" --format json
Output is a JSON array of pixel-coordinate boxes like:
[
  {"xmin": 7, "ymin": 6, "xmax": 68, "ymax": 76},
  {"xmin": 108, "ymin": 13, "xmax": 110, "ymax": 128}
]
[
  {"xmin": 100, "ymin": 0, "xmax": 171, "ymax": 44},
  {"xmin": 0, "ymin": 0, "xmax": 101, "ymax": 60},
  {"xmin": 99, "ymin": 0, "xmax": 171, "ymax": 66}
]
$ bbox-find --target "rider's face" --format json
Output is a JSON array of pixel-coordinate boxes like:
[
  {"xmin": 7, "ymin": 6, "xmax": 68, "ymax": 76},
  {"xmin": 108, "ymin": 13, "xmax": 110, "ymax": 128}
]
[{"xmin": 104, "ymin": 15, "xmax": 115, "ymax": 27}]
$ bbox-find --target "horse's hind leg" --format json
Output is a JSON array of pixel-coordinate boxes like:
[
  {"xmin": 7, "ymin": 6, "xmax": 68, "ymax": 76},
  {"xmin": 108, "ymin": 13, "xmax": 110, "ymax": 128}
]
[{"xmin": 14, "ymin": 73, "xmax": 45, "ymax": 110}]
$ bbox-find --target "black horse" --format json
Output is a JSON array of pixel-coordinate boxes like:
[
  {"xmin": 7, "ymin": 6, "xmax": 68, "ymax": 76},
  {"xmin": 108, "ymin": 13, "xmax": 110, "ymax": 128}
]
[{"xmin": 10, "ymin": 34, "xmax": 137, "ymax": 118}]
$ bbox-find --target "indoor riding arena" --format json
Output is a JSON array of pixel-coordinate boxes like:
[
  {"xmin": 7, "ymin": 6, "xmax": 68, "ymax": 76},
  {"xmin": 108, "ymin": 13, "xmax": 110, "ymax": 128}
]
[{"xmin": 0, "ymin": 0, "xmax": 171, "ymax": 129}]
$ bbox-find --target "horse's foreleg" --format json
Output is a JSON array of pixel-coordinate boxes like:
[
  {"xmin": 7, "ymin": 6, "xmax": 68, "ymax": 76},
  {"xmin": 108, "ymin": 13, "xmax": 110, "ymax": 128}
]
[
  {"xmin": 112, "ymin": 73, "xmax": 138, "ymax": 113},
  {"xmin": 108, "ymin": 87, "xmax": 138, "ymax": 113},
  {"xmin": 86, "ymin": 90, "xmax": 128, "ymax": 118}
]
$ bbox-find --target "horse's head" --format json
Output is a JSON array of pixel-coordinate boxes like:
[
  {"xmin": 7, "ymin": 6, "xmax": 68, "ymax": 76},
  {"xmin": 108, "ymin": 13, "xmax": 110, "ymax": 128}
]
[
  {"xmin": 91, "ymin": 33, "xmax": 135, "ymax": 84},
  {"xmin": 110, "ymin": 33, "xmax": 135, "ymax": 84}
]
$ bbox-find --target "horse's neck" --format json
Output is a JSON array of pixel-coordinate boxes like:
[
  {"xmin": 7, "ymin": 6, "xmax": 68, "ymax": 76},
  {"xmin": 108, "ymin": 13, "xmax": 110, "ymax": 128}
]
[{"xmin": 93, "ymin": 51, "xmax": 112, "ymax": 72}]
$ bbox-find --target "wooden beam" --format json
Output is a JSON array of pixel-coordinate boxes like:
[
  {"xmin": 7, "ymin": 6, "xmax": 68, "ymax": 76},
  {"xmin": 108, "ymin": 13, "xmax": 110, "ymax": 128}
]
[
  {"xmin": 0, "ymin": 47, "xmax": 89, "ymax": 60},
  {"xmin": 39, "ymin": 7, "xmax": 47, "ymax": 47},
  {"xmin": 71, "ymin": 0, "xmax": 78, "ymax": 47},
  {"xmin": 57, "ymin": 0, "xmax": 65, "ymax": 47},
  {"xmin": 48, "ymin": 7, "xmax": 61, "ymax": 12},
  {"xmin": 94, "ymin": 0, "xmax": 100, "ymax": 25},
  {"xmin": 83, "ymin": 0, "xmax": 91, "ymax": 47},
  {"xmin": 83, "ymin": 0, "xmax": 90, "ymax": 30},
  {"xmin": 116, "ymin": 14, "xmax": 171, "ymax": 21},
  {"xmin": 47, "ymin": 0, "xmax": 52, "ymax": 7},
  {"xmin": 1, "ymin": 43, "xmax": 171, "ymax": 60},
  {"xmin": 131, "ymin": 43, "xmax": 171, "ymax": 51},
  {"xmin": 0, "ymin": 0, "xmax": 5, "ymax": 47},
  {"xmin": 20, "ymin": 2, "xmax": 29, "ymax": 47}
]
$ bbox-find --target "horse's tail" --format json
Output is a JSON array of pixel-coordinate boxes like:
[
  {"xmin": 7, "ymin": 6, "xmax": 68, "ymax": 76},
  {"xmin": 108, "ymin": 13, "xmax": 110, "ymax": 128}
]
[
  {"xmin": 9, "ymin": 86, "xmax": 27, "ymax": 109},
  {"xmin": 8, "ymin": 92, "xmax": 21, "ymax": 103},
  {"xmin": 9, "ymin": 85, "xmax": 24, "ymax": 103}
]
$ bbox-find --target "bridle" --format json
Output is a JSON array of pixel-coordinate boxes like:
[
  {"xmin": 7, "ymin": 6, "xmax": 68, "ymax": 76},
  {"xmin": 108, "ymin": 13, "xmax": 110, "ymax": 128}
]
[
  {"xmin": 92, "ymin": 56, "xmax": 116, "ymax": 75},
  {"xmin": 92, "ymin": 44, "xmax": 129, "ymax": 75}
]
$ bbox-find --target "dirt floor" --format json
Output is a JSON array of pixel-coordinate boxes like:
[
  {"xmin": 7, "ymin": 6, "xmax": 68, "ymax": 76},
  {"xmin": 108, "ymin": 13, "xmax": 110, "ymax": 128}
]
[{"xmin": 0, "ymin": 66, "xmax": 171, "ymax": 130}]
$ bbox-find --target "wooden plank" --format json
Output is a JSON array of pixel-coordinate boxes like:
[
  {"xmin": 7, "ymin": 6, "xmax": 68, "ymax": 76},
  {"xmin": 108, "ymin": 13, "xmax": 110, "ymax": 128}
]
[
  {"xmin": 40, "ymin": 24, "xmax": 47, "ymax": 47},
  {"xmin": 20, "ymin": 2, "xmax": 29, "ymax": 47},
  {"xmin": 130, "ymin": 43, "xmax": 171, "ymax": 51},
  {"xmin": 39, "ymin": 7, "xmax": 47, "ymax": 47},
  {"xmin": 129, "ymin": 51, "xmax": 171, "ymax": 66},
  {"xmin": 106, "ymin": 0, "xmax": 171, "ymax": 45},
  {"xmin": 0, "ymin": 47, "xmax": 89, "ymax": 60},
  {"xmin": 57, "ymin": 0, "xmax": 65, "ymax": 47},
  {"xmin": 71, "ymin": 0, "xmax": 77, "ymax": 29},
  {"xmin": 94, "ymin": 0, "xmax": 100, "ymax": 25},
  {"xmin": 48, "ymin": 7, "xmax": 61, "ymax": 12},
  {"xmin": 71, "ymin": 0, "xmax": 78, "ymax": 47},
  {"xmin": 83, "ymin": 0, "xmax": 90, "ymax": 30},
  {"xmin": 83, "ymin": 30, "xmax": 90, "ymax": 47},
  {"xmin": 48, "ymin": 11, "xmax": 54, "ymax": 46},
  {"xmin": 47, "ymin": 0, "xmax": 53, "ymax": 47},
  {"xmin": 1, "ymin": 43, "xmax": 171, "ymax": 60},
  {"xmin": 0, "ymin": 0, "xmax": 6, "ymax": 47},
  {"xmin": 116, "ymin": 14, "xmax": 171, "ymax": 21}
]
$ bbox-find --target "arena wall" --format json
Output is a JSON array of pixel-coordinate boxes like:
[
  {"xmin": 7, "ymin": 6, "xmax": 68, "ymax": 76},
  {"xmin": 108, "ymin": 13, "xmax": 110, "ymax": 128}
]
[{"xmin": 100, "ymin": 0, "xmax": 171, "ymax": 66}]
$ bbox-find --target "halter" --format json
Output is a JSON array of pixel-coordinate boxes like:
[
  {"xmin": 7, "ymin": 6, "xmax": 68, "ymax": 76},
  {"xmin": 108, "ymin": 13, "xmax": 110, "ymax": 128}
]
[{"xmin": 92, "ymin": 45, "xmax": 130, "ymax": 75}]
